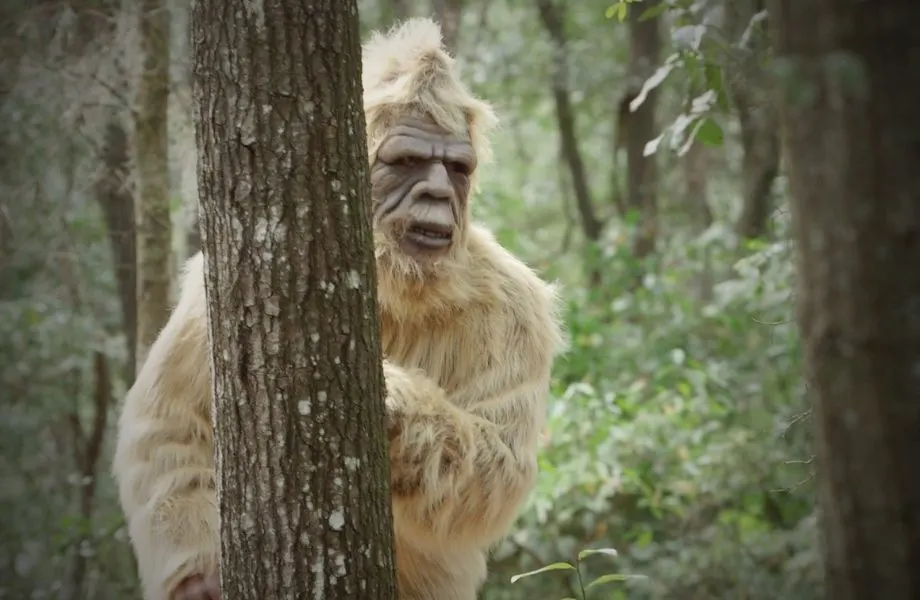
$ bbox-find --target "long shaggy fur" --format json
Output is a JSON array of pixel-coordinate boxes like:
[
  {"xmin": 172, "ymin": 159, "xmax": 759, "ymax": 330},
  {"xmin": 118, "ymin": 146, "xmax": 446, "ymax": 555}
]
[{"xmin": 112, "ymin": 18, "xmax": 565, "ymax": 600}]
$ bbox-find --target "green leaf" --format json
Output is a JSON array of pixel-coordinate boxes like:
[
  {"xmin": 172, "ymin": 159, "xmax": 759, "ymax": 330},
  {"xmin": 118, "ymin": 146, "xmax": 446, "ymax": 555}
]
[
  {"xmin": 695, "ymin": 118, "xmax": 724, "ymax": 146},
  {"xmin": 703, "ymin": 62, "xmax": 731, "ymax": 111},
  {"xmin": 605, "ymin": 2, "xmax": 628, "ymax": 20},
  {"xmin": 510, "ymin": 562, "xmax": 576, "ymax": 584},
  {"xmin": 578, "ymin": 547, "xmax": 619, "ymax": 561},
  {"xmin": 639, "ymin": 2, "xmax": 670, "ymax": 21},
  {"xmin": 585, "ymin": 573, "xmax": 649, "ymax": 590}
]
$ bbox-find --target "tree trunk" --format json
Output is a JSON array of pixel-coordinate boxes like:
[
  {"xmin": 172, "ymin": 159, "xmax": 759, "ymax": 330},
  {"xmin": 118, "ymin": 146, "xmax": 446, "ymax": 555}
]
[
  {"xmin": 726, "ymin": 0, "xmax": 779, "ymax": 240},
  {"xmin": 770, "ymin": 0, "xmax": 920, "ymax": 597},
  {"xmin": 191, "ymin": 0, "xmax": 398, "ymax": 598},
  {"xmin": 432, "ymin": 0, "xmax": 463, "ymax": 54},
  {"xmin": 134, "ymin": 0, "xmax": 172, "ymax": 369},
  {"xmin": 683, "ymin": 137, "xmax": 713, "ymax": 302},
  {"xmin": 96, "ymin": 118, "xmax": 138, "ymax": 384},
  {"xmin": 535, "ymin": 0, "xmax": 603, "ymax": 287},
  {"xmin": 185, "ymin": 209, "xmax": 201, "ymax": 258},
  {"xmin": 384, "ymin": 0, "xmax": 412, "ymax": 24},
  {"xmin": 623, "ymin": 6, "xmax": 660, "ymax": 259}
]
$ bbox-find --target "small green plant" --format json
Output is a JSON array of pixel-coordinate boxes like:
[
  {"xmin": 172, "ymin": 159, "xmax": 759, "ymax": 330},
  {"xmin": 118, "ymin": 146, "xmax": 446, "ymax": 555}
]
[{"xmin": 510, "ymin": 547, "xmax": 647, "ymax": 599}]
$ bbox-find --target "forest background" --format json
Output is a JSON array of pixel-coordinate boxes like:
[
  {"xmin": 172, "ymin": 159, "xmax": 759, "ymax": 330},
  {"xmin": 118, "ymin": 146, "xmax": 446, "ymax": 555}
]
[{"xmin": 0, "ymin": 0, "xmax": 820, "ymax": 599}]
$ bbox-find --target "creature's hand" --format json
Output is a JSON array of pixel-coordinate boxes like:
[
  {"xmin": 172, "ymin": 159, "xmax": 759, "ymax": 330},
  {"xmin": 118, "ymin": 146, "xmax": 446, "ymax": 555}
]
[
  {"xmin": 385, "ymin": 394, "xmax": 404, "ymax": 441},
  {"xmin": 173, "ymin": 574, "xmax": 220, "ymax": 600}
]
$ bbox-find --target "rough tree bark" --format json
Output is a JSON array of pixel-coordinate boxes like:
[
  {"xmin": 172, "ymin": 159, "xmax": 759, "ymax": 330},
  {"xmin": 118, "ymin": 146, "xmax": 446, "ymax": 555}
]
[
  {"xmin": 770, "ymin": 0, "xmax": 920, "ymax": 597},
  {"xmin": 134, "ymin": 0, "xmax": 172, "ymax": 369},
  {"xmin": 622, "ymin": 6, "xmax": 660, "ymax": 259},
  {"xmin": 191, "ymin": 0, "xmax": 398, "ymax": 598},
  {"xmin": 726, "ymin": 0, "xmax": 779, "ymax": 240}
]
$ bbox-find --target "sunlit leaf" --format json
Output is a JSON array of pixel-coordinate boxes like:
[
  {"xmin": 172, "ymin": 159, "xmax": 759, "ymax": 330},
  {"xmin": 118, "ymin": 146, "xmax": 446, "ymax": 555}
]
[
  {"xmin": 629, "ymin": 60, "xmax": 676, "ymax": 112},
  {"xmin": 643, "ymin": 133, "xmax": 664, "ymax": 157},
  {"xmin": 671, "ymin": 25, "xmax": 705, "ymax": 51},
  {"xmin": 510, "ymin": 562, "xmax": 576, "ymax": 584},
  {"xmin": 578, "ymin": 547, "xmax": 619, "ymax": 561},
  {"xmin": 585, "ymin": 573, "xmax": 650, "ymax": 590}
]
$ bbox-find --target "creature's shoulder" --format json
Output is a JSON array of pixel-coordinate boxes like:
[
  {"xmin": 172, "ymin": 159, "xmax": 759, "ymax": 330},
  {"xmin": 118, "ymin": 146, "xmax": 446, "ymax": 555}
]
[{"xmin": 465, "ymin": 225, "xmax": 567, "ymax": 355}]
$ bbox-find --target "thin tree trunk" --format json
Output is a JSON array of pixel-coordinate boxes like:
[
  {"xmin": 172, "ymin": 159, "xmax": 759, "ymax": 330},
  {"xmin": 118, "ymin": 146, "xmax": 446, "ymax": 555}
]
[
  {"xmin": 727, "ymin": 0, "xmax": 779, "ymax": 240},
  {"xmin": 191, "ymin": 0, "xmax": 398, "ymax": 597},
  {"xmin": 684, "ymin": 137, "xmax": 713, "ymax": 302},
  {"xmin": 535, "ymin": 0, "xmax": 603, "ymax": 287},
  {"xmin": 134, "ymin": 0, "xmax": 172, "ymax": 369},
  {"xmin": 185, "ymin": 209, "xmax": 201, "ymax": 258},
  {"xmin": 771, "ymin": 0, "xmax": 920, "ymax": 597},
  {"xmin": 385, "ymin": 0, "xmax": 412, "ymax": 24},
  {"xmin": 63, "ymin": 352, "xmax": 112, "ymax": 600},
  {"xmin": 432, "ymin": 0, "xmax": 463, "ymax": 54},
  {"xmin": 623, "ymin": 6, "xmax": 661, "ymax": 260},
  {"xmin": 96, "ymin": 118, "xmax": 138, "ymax": 383}
]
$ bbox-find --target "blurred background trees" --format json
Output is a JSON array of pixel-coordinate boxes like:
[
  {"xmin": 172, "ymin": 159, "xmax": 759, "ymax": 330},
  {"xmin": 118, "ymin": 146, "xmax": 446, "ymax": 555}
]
[{"xmin": 3, "ymin": 0, "xmax": 888, "ymax": 598}]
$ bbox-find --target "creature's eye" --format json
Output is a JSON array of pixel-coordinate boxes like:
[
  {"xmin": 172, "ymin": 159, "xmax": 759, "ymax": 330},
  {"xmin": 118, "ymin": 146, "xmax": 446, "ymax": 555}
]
[
  {"xmin": 396, "ymin": 156, "xmax": 421, "ymax": 169},
  {"xmin": 448, "ymin": 161, "xmax": 471, "ymax": 176}
]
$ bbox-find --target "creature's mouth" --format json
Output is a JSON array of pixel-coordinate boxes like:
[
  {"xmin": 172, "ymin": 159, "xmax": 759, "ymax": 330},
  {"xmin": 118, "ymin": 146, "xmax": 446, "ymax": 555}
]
[{"xmin": 404, "ymin": 222, "xmax": 453, "ymax": 249}]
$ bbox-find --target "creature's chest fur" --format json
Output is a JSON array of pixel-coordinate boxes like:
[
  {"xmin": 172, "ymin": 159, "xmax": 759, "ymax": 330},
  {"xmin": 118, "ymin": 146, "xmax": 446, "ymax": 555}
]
[{"xmin": 379, "ymin": 309, "xmax": 489, "ymax": 398}]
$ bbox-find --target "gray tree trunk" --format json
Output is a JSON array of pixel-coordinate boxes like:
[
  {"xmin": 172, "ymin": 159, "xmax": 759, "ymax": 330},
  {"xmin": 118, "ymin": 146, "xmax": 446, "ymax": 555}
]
[
  {"xmin": 771, "ymin": 0, "xmax": 920, "ymax": 596},
  {"xmin": 134, "ymin": 0, "xmax": 172, "ymax": 369},
  {"xmin": 191, "ymin": 0, "xmax": 398, "ymax": 598}
]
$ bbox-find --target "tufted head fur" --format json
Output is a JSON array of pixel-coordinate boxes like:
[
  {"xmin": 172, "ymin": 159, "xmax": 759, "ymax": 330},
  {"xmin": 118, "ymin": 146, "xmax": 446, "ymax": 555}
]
[{"xmin": 361, "ymin": 17, "xmax": 499, "ymax": 186}]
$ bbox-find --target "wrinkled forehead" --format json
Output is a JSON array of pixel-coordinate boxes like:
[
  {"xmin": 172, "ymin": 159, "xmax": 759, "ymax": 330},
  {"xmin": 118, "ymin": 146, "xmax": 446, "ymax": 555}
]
[
  {"xmin": 377, "ymin": 118, "xmax": 478, "ymax": 167},
  {"xmin": 386, "ymin": 113, "xmax": 472, "ymax": 144}
]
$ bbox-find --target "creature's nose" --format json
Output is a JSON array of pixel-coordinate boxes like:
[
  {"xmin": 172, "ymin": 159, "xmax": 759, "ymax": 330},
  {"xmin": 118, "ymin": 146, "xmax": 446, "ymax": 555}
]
[{"xmin": 421, "ymin": 162, "xmax": 453, "ymax": 202}]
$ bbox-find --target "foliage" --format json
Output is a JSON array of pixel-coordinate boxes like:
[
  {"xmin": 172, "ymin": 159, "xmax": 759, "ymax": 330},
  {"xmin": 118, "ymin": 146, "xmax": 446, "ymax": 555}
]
[
  {"xmin": 480, "ymin": 209, "xmax": 820, "ymax": 600},
  {"xmin": 614, "ymin": 0, "xmax": 769, "ymax": 159}
]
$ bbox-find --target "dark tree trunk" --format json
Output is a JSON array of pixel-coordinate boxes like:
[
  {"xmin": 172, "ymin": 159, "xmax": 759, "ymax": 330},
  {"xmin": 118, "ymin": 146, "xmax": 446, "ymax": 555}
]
[
  {"xmin": 185, "ymin": 211, "xmax": 201, "ymax": 258},
  {"xmin": 535, "ymin": 0, "xmax": 603, "ymax": 287},
  {"xmin": 432, "ymin": 0, "xmax": 463, "ymax": 54},
  {"xmin": 384, "ymin": 0, "xmax": 412, "ymax": 24},
  {"xmin": 683, "ymin": 135, "xmax": 713, "ymax": 302},
  {"xmin": 726, "ymin": 0, "xmax": 779, "ymax": 240},
  {"xmin": 191, "ymin": 0, "xmax": 398, "ymax": 598},
  {"xmin": 771, "ymin": 0, "xmax": 920, "ymax": 597},
  {"xmin": 623, "ymin": 6, "xmax": 660, "ymax": 259}
]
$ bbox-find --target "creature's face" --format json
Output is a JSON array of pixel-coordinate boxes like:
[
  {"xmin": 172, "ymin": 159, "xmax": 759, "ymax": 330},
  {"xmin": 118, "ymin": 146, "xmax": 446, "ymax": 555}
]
[{"xmin": 371, "ymin": 116, "xmax": 476, "ymax": 263}]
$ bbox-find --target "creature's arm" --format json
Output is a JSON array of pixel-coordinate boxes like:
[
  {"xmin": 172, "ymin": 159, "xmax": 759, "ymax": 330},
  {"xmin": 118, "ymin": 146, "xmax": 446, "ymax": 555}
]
[
  {"xmin": 386, "ymin": 361, "xmax": 549, "ymax": 548},
  {"xmin": 112, "ymin": 254, "xmax": 219, "ymax": 600},
  {"xmin": 385, "ymin": 288, "xmax": 561, "ymax": 548}
]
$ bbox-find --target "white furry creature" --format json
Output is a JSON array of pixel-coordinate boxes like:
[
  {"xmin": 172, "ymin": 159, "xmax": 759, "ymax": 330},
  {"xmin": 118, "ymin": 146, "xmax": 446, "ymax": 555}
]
[{"xmin": 112, "ymin": 17, "xmax": 565, "ymax": 600}]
